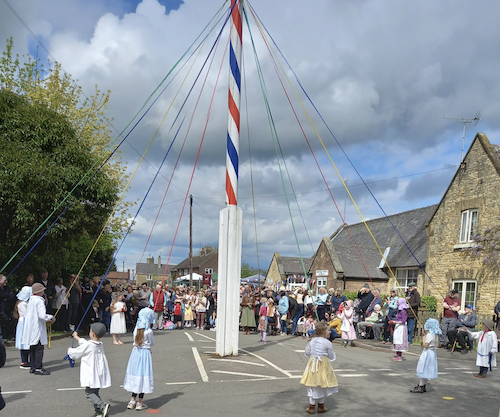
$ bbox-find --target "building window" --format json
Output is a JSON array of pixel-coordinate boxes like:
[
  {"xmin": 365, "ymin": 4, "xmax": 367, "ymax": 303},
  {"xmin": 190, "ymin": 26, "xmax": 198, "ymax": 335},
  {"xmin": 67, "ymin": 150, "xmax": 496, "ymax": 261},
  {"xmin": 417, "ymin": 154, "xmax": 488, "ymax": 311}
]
[
  {"xmin": 317, "ymin": 278, "xmax": 327, "ymax": 288},
  {"xmin": 205, "ymin": 268, "xmax": 213, "ymax": 274},
  {"xmin": 459, "ymin": 209, "xmax": 478, "ymax": 243},
  {"xmin": 184, "ymin": 268, "xmax": 189, "ymax": 275},
  {"xmin": 452, "ymin": 280, "xmax": 477, "ymax": 311},
  {"xmin": 395, "ymin": 268, "xmax": 419, "ymax": 292}
]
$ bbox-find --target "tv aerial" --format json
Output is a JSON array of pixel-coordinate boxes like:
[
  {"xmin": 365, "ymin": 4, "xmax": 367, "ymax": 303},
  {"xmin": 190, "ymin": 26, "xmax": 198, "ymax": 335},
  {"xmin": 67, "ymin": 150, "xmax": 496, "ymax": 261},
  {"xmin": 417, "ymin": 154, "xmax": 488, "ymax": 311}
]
[{"xmin": 444, "ymin": 111, "xmax": 481, "ymax": 162}]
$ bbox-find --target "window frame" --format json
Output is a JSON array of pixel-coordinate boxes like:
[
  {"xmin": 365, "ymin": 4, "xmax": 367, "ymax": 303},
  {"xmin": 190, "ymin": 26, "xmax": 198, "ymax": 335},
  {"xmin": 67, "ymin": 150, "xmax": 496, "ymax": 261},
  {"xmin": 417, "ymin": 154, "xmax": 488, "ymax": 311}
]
[
  {"xmin": 452, "ymin": 280, "xmax": 477, "ymax": 312},
  {"xmin": 459, "ymin": 209, "xmax": 478, "ymax": 243},
  {"xmin": 395, "ymin": 268, "xmax": 419, "ymax": 292}
]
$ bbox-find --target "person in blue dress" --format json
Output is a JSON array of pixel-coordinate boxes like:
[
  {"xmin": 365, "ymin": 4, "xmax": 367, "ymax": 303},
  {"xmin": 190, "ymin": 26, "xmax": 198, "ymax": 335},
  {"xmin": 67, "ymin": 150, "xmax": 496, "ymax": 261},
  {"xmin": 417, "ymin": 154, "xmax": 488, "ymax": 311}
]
[{"xmin": 410, "ymin": 318, "xmax": 441, "ymax": 393}]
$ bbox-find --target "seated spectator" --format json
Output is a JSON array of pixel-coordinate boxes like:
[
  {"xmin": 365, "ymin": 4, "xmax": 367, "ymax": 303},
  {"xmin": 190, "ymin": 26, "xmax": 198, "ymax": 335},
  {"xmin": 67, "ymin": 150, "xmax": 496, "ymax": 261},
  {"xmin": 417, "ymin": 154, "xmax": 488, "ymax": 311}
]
[
  {"xmin": 447, "ymin": 304, "xmax": 476, "ymax": 353},
  {"xmin": 356, "ymin": 304, "xmax": 383, "ymax": 338},
  {"xmin": 327, "ymin": 313, "xmax": 342, "ymax": 340}
]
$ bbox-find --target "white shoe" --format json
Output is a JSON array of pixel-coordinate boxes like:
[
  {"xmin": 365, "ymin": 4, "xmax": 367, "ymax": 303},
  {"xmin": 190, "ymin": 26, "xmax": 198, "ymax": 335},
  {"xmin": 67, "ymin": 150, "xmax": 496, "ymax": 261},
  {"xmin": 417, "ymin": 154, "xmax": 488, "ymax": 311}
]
[
  {"xmin": 127, "ymin": 401, "xmax": 136, "ymax": 409},
  {"xmin": 136, "ymin": 402, "xmax": 148, "ymax": 411}
]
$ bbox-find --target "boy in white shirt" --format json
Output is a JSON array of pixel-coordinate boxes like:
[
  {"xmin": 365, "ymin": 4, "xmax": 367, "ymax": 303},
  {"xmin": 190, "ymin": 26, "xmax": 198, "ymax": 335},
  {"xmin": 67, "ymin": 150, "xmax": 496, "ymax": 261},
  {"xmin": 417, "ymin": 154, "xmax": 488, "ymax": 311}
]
[
  {"xmin": 466, "ymin": 318, "xmax": 498, "ymax": 378},
  {"xmin": 67, "ymin": 322, "xmax": 111, "ymax": 417}
]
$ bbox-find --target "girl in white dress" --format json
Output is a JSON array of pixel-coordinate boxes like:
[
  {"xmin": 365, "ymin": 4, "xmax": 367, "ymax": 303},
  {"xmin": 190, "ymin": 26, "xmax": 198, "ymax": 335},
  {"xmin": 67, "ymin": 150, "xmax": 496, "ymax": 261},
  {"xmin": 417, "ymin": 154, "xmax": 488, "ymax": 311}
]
[
  {"xmin": 124, "ymin": 307, "xmax": 155, "ymax": 411},
  {"xmin": 300, "ymin": 322, "xmax": 338, "ymax": 414},
  {"xmin": 110, "ymin": 293, "xmax": 126, "ymax": 345},
  {"xmin": 14, "ymin": 286, "xmax": 32, "ymax": 369},
  {"xmin": 410, "ymin": 318, "xmax": 441, "ymax": 393}
]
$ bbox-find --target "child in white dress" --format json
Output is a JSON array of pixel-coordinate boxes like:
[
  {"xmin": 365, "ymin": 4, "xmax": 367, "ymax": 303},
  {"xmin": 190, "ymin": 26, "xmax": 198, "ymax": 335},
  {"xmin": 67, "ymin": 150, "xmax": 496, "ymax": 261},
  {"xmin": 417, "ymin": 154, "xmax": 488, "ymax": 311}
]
[
  {"xmin": 110, "ymin": 293, "xmax": 126, "ymax": 345},
  {"xmin": 410, "ymin": 318, "xmax": 441, "ymax": 393},
  {"xmin": 67, "ymin": 322, "xmax": 111, "ymax": 417},
  {"xmin": 466, "ymin": 318, "xmax": 498, "ymax": 378},
  {"xmin": 124, "ymin": 307, "xmax": 155, "ymax": 411},
  {"xmin": 300, "ymin": 322, "xmax": 338, "ymax": 414},
  {"xmin": 14, "ymin": 286, "xmax": 32, "ymax": 369}
]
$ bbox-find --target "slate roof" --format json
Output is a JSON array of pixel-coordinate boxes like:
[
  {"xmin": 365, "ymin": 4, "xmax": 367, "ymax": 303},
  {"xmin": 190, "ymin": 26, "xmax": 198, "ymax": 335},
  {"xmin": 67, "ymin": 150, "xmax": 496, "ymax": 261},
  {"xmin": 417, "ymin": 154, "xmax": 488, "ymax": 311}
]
[
  {"xmin": 279, "ymin": 256, "xmax": 312, "ymax": 275},
  {"xmin": 175, "ymin": 252, "xmax": 217, "ymax": 270},
  {"xmin": 330, "ymin": 205, "xmax": 437, "ymax": 280}
]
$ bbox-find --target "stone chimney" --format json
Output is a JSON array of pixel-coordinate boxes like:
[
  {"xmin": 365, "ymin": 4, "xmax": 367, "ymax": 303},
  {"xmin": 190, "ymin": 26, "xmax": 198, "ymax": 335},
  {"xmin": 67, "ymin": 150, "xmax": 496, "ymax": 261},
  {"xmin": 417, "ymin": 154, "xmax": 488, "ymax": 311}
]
[
  {"xmin": 158, "ymin": 256, "xmax": 161, "ymax": 268},
  {"xmin": 200, "ymin": 247, "xmax": 206, "ymax": 256},
  {"xmin": 147, "ymin": 257, "xmax": 154, "ymax": 264}
]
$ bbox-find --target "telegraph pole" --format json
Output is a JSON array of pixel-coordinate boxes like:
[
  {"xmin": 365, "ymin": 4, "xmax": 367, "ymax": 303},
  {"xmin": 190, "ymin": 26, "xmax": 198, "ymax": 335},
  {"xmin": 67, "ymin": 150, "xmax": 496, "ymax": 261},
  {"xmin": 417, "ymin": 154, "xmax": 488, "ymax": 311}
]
[{"xmin": 190, "ymin": 194, "xmax": 193, "ymax": 287}]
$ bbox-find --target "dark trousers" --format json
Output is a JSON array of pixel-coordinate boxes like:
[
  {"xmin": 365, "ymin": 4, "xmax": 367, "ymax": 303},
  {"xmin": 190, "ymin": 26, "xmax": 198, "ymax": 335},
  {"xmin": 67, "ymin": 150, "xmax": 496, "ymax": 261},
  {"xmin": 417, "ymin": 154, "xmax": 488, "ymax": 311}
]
[
  {"xmin": 479, "ymin": 366, "xmax": 488, "ymax": 375},
  {"xmin": 85, "ymin": 387, "xmax": 105, "ymax": 413},
  {"xmin": 317, "ymin": 305, "xmax": 326, "ymax": 321},
  {"xmin": 20, "ymin": 349, "xmax": 30, "ymax": 364},
  {"xmin": 383, "ymin": 317, "xmax": 393, "ymax": 342},
  {"xmin": 30, "ymin": 342, "xmax": 44, "ymax": 371},
  {"xmin": 68, "ymin": 303, "xmax": 80, "ymax": 326},
  {"xmin": 447, "ymin": 329, "xmax": 471, "ymax": 349}
]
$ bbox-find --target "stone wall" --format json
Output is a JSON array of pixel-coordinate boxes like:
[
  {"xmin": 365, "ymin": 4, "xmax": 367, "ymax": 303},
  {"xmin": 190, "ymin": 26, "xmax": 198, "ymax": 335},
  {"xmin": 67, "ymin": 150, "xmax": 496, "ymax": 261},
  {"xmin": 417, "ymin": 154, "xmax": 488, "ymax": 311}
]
[
  {"xmin": 425, "ymin": 134, "xmax": 500, "ymax": 314},
  {"xmin": 265, "ymin": 254, "xmax": 283, "ymax": 286},
  {"xmin": 309, "ymin": 240, "xmax": 344, "ymax": 292}
]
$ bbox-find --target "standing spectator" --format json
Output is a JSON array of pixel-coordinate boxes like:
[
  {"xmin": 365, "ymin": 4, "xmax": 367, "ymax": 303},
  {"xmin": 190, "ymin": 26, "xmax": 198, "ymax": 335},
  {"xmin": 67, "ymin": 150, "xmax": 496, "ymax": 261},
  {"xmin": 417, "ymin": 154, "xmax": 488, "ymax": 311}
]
[
  {"xmin": 331, "ymin": 288, "xmax": 346, "ymax": 313},
  {"xmin": 315, "ymin": 288, "xmax": 328, "ymax": 321},
  {"xmin": 150, "ymin": 284, "xmax": 166, "ymax": 330},
  {"xmin": 405, "ymin": 282, "xmax": 421, "ymax": 344},
  {"xmin": 68, "ymin": 274, "xmax": 81, "ymax": 332},
  {"xmin": 97, "ymin": 283, "xmax": 112, "ymax": 332},
  {"xmin": 206, "ymin": 291, "xmax": 215, "ymax": 328},
  {"xmin": 137, "ymin": 283, "xmax": 151, "ymax": 314},
  {"xmin": 382, "ymin": 288, "xmax": 399, "ymax": 344},
  {"xmin": 0, "ymin": 336, "xmax": 5, "ymax": 410},
  {"xmin": 0, "ymin": 275, "xmax": 15, "ymax": 340},
  {"xmin": 278, "ymin": 290, "xmax": 289, "ymax": 335},
  {"xmin": 355, "ymin": 284, "xmax": 374, "ymax": 322},
  {"xmin": 53, "ymin": 278, "xmax": 69, "ymax": 332},
  {"xmin": 440, "ymin": 289, "xmax": 461, "ymax": 347},
  {"xmin": 494, "ymin": 299, "xmax": 500, "ymax": 326},
  {"xmin": 39, "ymin": 270, "xmax": 55, "ymax": 315},
  {"xmin": 195, "ymin": 291, "xmax": 208, "ymax": 330},
  {"xmin": 80, "ymin": 277, "xmax": 93, "ymax": 308},
  {"xmin": 21, "ymin": 283, "xmax": 56, "ymax": 375},
  {"xmin": 291, "ymin": 288, "xmax": 304, "ymax": 336},
  {"xmin": 326, "ymin": 288, "xmax": 334, "ymax": 314}
]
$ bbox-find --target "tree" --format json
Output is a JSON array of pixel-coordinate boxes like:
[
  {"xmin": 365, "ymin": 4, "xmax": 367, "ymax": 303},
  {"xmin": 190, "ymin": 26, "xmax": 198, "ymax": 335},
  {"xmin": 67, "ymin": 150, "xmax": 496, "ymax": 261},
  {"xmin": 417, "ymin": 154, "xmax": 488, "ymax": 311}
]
[
  {"xmin": 241, "ymin": 262, "xmax": 257, "ymax": 278},
  {"xmin": 0, "ymin": 38, "xmax": 132, "ymax": 286}
]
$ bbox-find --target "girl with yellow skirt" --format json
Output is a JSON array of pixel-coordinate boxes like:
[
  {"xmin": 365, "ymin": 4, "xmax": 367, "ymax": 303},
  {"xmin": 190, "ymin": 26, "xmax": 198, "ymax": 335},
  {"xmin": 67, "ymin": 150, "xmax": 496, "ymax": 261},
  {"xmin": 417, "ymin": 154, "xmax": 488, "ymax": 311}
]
[{"xmin": 300, "ymin": 322, "xmax": 338, "ymax": 414}]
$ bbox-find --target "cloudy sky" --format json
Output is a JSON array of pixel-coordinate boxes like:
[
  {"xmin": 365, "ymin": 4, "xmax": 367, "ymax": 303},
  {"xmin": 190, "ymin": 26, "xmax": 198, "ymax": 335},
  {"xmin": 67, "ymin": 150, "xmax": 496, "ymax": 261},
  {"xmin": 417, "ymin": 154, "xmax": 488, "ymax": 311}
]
[{"xmin": 2, "ymin": 0, "xmax": 500, "ymax": 277}]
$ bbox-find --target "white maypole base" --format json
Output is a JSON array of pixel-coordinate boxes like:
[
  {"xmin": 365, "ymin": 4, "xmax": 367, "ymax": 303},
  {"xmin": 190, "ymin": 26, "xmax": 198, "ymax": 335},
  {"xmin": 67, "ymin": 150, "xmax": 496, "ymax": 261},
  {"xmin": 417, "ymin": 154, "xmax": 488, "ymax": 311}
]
[{"xmin": 216, "ymin": 205, "xmax": 243, "ymax": 357}]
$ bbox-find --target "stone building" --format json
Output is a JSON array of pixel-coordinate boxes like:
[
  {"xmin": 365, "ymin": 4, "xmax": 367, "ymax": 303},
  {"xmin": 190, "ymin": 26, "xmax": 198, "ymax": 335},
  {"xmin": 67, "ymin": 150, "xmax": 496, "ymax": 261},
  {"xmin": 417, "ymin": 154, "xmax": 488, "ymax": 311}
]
[
  {"xmin": 424, "ymin": 133, "xmax": 500, "ymax": 314},
  {"xmin": 265, "ymin": 253, "xmax": 312, "ymax": 291},
  {"xmin": 313, "ymin": 205, "xmax": 436, "ymax": 294},
  {"xmin": 135, "ymin": 256, "xmax": 176, "ymax": 286}
]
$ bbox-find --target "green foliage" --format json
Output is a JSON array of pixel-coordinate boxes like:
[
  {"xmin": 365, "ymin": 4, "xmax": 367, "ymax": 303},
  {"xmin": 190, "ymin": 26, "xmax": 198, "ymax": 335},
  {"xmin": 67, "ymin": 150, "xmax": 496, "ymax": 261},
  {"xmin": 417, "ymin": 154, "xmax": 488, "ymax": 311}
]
[
  {"xmin": 421, "ymin": 296, "xmax": 437, "ymax": 312},
  {"xmin": 0, "ymin": 89, "xmax": 119, "ymax": 285},
  {"xmin": 344, "ymin": 291, "xmax": 357, "ymax": 301}
]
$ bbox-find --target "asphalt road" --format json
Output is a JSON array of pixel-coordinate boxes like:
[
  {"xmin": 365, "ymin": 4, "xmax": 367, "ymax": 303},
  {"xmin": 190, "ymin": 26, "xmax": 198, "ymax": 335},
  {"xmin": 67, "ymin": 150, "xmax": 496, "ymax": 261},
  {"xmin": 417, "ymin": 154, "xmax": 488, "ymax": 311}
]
[{"xmin": 2, "ymin": 331, "xmax": 500, "ymax": 417}]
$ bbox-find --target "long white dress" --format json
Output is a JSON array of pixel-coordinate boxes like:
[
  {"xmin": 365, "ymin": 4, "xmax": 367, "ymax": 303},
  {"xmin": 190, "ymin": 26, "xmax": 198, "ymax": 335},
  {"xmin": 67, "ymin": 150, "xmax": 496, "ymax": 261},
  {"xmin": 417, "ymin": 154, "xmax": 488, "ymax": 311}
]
[
  {"xmin": 68, "ymin": 338, "xmax": 111, "ymax": 389},
  {"xmin": 123, "ymin": 328, "xmax": 155, "ymax": 394},
  {"xmin": 469, "ymin": 330, "xmax": 498, "ymax": 368},
  {"xmin": 21, "ymin": 295, "xmax": 53, "ymax": 346},
  {"xmin": 110, "ymin": 301, "xmax": 127, "ymax": 334},
  {"xmin": 416, "ymin": 333, "xmax": 439, "ymax": 379},
  {"xmin": 15, "ymin": 301, "xmax": 30, "ymax": 350}
]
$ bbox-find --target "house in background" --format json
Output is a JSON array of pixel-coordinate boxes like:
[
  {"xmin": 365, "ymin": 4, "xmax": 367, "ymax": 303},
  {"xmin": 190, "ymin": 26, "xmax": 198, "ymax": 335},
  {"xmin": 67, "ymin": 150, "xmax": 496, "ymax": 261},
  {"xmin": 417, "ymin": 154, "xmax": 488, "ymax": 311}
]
[
  {"xmin": 310, "ymin": 205, "xmax": 436, "ymax": 295},
  {"xmin": 174, "ymin": 247, "xmax": 218, "ymax": 283},
  {"xmin": 425, "ymin": 133, "xmax": 500, "ymax": 313},
  {"xmin": 265, "ymin": 253, "xmax": 312, "ymax": 290},
  {"xmin": 104, "ymin": 270, "xmax": 131, "ymax": 287},
  {"xmin": 135, "ymin": 256, "xmax": 177, "ymax": 286}
]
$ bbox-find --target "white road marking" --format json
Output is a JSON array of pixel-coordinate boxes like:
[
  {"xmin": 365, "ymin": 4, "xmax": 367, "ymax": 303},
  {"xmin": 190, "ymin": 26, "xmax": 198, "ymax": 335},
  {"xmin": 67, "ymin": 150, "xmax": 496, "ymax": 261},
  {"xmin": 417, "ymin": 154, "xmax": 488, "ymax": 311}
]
[
  {"xmin": 184, "ymin": 332, "xmax": 194, "ymax": 342},
  {"xmin": 165, "ymin": 382, "xmax": 197, "ymax": 385},
  {"xmin": 445, "ymin": 367, "xmax": 469, "ymax": 370},
  {"xmin": 334, "ymin": 369, "xmax": 357, "ymax": 372},
  {"xmin": 239, "ymin": 348, "xmax": 292, "ymax": 378},
  {"xmin": 195, "ymin": 332, "xmax": 216, "ymax": 341},
  {"xmin": 438, "ymin": 372, "xmax": 450, "ymax": 375},
  {"xmin": 57, "ymin": 387, "xmax": 85, "ymax": 391},
  {"xmin": 2, "ymin": 390, "xmax": 32, "ymax": 394},
  {"xmin": 295, "ymin": 349, "xmax": 305, "ymax": 352},
  {"xmin": 368, "ymin": 368, "xmax": 392, "ymax": 371},
  {"xmin": 207, "ymin": 358, "xmax": 266, "ymax": 367},
  {"xmin": 192, "ymin": 347, "xmax": 209, "ymax": 382},
  {"xmin": 212, "ymin": 370, "xmax": 276, "ymax": 379},
  {"xmin": 337, "ymin": 374, "xmax": 368, "ymax": 377},
  {"xmin": 386, "ymin": 373, "xmax": 401, "ymax": 376},
  {"xmin": 197, "ymin": 340, "xmax": 213, "ymax": 342}
]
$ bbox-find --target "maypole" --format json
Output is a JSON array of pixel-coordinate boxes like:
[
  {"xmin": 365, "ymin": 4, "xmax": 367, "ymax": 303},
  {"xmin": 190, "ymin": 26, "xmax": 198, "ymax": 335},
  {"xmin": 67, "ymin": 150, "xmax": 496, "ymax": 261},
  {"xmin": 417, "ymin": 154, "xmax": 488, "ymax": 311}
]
[{"xmin": 216, "ymin": 0, "xmax": 243, "ymax": 357}]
